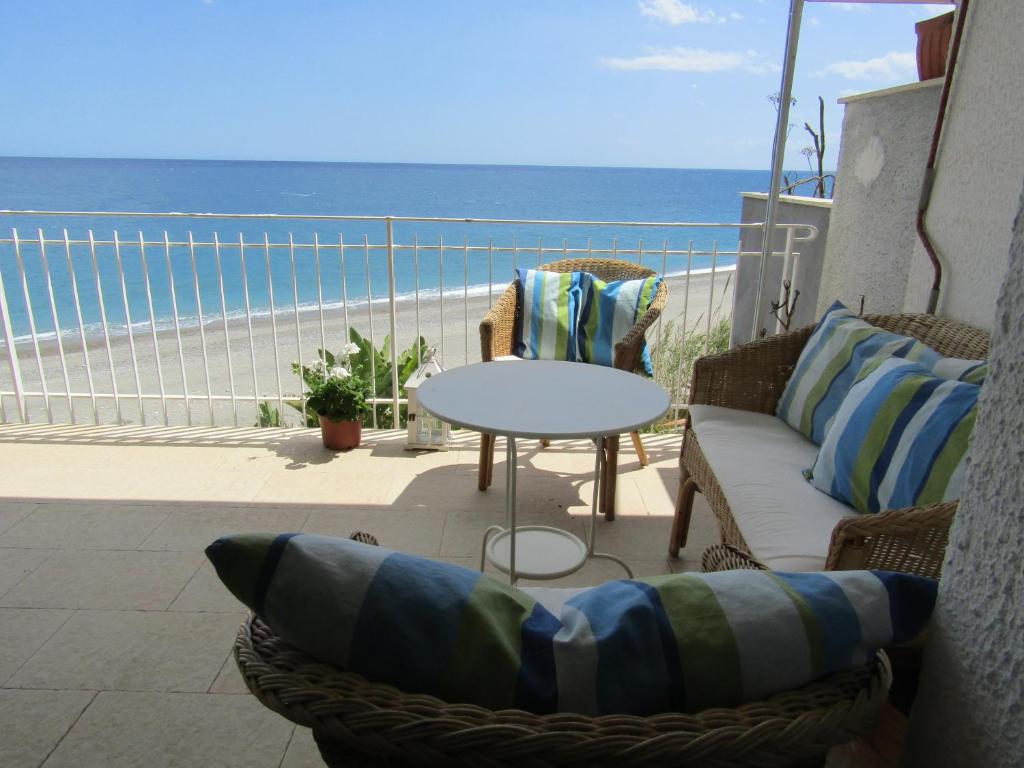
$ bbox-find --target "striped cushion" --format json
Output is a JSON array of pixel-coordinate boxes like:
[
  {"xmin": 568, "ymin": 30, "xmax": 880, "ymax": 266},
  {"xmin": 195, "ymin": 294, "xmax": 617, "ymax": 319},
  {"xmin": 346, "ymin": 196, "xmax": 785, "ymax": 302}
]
[
  {"xmin": 577, "ymin": 273, "xmax": 662, "ymax": 375},
  {"xmin": 207, "ymin": 533, "xmax": 936, "ymax": 716},
  {"xmin": 777, "ymin": 301, "xmax": 986, "ymax": 444},
  {"xmin": 513, "ymin": 268, "xmax": 584, "ymax": 361},
  {"xmin": 808, "ymin": 358, "xmax": 980, "ymax": 514}
]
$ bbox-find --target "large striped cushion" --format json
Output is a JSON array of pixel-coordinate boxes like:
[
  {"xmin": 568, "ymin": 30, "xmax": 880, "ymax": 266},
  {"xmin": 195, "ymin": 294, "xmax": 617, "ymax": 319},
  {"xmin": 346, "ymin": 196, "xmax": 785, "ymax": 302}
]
[
  {"xmin": 513, "ymin": 268, "xmax": 584, "ymax": 361},
  {"xmin": 808, "ymin": 358, "xmax": 980, "ymax": 514},
  {"xmin": 777, "ymin": 301, "xmax": 986, "ymax": 444},
  {"xmin": 207, "ymin": 533, "xmax": 936, "ymax": 716},
  {"xmin": 577, "ymin": 273, "xmax": 662, "ymax": 375}
]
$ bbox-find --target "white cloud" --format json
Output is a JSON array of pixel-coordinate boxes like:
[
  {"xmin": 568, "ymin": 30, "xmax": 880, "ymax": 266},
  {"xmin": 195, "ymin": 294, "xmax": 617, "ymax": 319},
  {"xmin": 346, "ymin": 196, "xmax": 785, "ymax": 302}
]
[
  {"xmin": 831, "ymin": 2, "xmax": 871, "ymax": 11},
  {"xmin": 817, "ymin": 51, "xmax": 916, "ymax": 81},
  {"xmin": 807, "ymin": 16, "xmax": 821, "ymax": 27},
  {"xmin": 637, "ymin": 0, "xmax": 738, "ymax": 25},
  {"xmin": 912, "ymin": 4, "xmax": 955, "ymax": 18},
  {"xmin": 602, "ymin": 47, "xmax": 777, "ymax": 74}
]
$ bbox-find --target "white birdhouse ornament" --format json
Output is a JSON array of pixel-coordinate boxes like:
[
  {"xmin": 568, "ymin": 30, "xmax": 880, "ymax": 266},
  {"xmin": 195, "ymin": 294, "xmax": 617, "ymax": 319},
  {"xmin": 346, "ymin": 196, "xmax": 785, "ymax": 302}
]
[{"xmin": 404, "ymin": 350, "xmax": 449, "ymax": 451}]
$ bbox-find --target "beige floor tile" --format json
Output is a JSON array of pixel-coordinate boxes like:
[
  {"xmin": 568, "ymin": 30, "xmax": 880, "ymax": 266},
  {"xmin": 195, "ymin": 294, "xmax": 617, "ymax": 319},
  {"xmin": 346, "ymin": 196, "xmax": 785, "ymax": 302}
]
[
  {"xmin": 253, "ymin": 470, "xmax": 400, "ymax": 505},
  {"xmin": 0, "ymin": 503, "xmax": 169, "ymax": 550},
  {"xmin": 209, "ymin": 652, "xmax": 249, "ymax": 694},
  {"xmin": 303, "ymin": 508, "xmax": 447, "ymax": 556},
  {"xmin": 0, "ymin": 550, "xmax": 203, "ymax": 610},
  {"xmin": 42, "ymin": 691, "xmax": 294, "ymax": 768},
  {"xmin": 518, "ymin": 556, "xmax": 673, "ymax": 588},
  {"xmin": 280, "ymin": 727, "xmax": 323, "ymax": 768},
  {"xmin": 580, "ymin": 513, "xmax": 675, "ymax": 559},
  {"xmin": 139, "ymin": 506, "xmax": 309, "ymax": 552},
  {"xmin": 8, "ymin": 610, "xmax": 243, "ymax": 692},
  {"xmin": 0, "ymin": 608, "xmax": 73, "ymax": 685},
  {"xmin": 0, "ymin": 502, "xmax": 38, "ymax": 535},
  {"xmin": 0, "ymin": 689, "xmax": 96, "ymax": 768},
  {"xmin": 0, "ymin": 548, "xmax": 55, "ymax": 596},
  {"xmin": 169, "ymin": 561, "xmax": 246, "ymax": 612}
]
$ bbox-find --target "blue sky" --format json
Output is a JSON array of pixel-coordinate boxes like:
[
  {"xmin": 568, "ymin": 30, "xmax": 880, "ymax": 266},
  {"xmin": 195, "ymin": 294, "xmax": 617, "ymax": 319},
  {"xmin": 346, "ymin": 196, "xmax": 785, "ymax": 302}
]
[{"xmin": 2, "ymin": 1, "xmax": 951, "ymax": 170}]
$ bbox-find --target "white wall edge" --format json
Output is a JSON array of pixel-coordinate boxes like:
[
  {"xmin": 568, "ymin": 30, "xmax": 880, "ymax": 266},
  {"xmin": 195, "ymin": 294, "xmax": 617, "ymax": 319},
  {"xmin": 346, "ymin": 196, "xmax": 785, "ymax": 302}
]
[
  {"xmin": 740, "ymin": 192, "xmax": 833, "ymax": 209},
  {"xmin": 838, "ymin": 78, "xmax": 943, "ymax": 105}
]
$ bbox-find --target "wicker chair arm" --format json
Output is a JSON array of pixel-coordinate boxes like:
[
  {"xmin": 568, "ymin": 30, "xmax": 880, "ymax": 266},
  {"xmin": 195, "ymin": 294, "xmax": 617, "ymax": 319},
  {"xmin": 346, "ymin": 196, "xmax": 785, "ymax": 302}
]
[
  {"xmin": 701, "ymin": 543, "xmax": 768, "ymax": 572},
  {"xmin": 479, "ymin": 284, "xmax": 518, "ymax": 362},
  {"xmin": 688, "ymin": 323, "xmax": 815, "ymax": 414},
  {"xmin": 614, "ymin": 282, "xmax": 668, "ymax": 372},
  {"xmin": 825, "ymin": 501, "xmax": 957, "ymax": 579}
]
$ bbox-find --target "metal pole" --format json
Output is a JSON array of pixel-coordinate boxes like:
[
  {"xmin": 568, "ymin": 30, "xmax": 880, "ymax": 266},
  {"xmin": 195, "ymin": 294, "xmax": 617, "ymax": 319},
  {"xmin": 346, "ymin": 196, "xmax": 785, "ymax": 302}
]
[
  {"xmin": 385, "ymin": 218, "xmax": 401, "ymax": 429},
  {"xmin": 752, "ymin": 0, "xmax": 804, "ymax": 343},
  {"xmin": 0, "ymin": 259, "xmax": 26, "ymax": 422}
]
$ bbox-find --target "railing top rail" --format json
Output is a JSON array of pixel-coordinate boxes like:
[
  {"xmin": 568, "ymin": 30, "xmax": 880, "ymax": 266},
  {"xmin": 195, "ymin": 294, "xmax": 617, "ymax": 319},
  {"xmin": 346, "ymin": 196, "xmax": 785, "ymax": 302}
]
[{"xmin": 0, "ymin": 209, "xmax": 816, "ymax": 236}]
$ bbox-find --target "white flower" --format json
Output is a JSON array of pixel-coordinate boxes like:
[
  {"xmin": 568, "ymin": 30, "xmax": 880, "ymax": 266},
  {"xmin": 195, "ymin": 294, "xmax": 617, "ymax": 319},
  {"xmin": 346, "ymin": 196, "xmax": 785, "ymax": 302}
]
[
  {"xmin": 344, "ymin": 342, "xmax": 360, "ymax": 356},
  {"xmin": 329, "ymin": 366, "xmax": 350, "ymax": 379}
]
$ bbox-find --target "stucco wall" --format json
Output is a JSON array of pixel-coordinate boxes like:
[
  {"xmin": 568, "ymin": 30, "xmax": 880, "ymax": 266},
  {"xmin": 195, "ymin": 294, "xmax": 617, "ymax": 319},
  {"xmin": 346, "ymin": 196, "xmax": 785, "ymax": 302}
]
[
  {"xmin": 732, "ymin": 194, "xmax": 831, "ymax": 346},
  {"xmin": 905, "ymin": 179, "xmax": 1024, "ymax": 767},
  {"xmin": 902, "ymin": 0, "xmax": 1024, "ymax": 331},
  {"xmin": 817, "ymin": 81, "xmax": 940, "ymax": 316}
]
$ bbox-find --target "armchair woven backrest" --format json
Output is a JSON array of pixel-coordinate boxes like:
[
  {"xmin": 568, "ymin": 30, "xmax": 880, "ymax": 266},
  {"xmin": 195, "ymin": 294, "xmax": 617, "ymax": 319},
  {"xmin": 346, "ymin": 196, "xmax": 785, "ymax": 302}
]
[
  {"xmin": 479, "ymin": 257, "xmax": 668, "ymax": 372},
  {"xmin": 864, "ymin": 313, "xmax": 990, "ymax": 360}
]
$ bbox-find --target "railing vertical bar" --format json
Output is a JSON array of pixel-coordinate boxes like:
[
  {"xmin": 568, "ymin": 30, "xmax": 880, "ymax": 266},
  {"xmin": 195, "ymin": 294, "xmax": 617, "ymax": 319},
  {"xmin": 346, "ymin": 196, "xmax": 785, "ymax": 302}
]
[
  {"xmin": 188, "ymin": 232, "xmax": 215, "ymax": 425},
  {"xmin": 438, "ymin": 234, "xmax": 445, "ymax": 368},
  {"xmin": 37, "ymin": 229, "xmax": 74, "ymax": 422},
  {"xmin": 90, "ymin": 231, "xmax": 121, "ymax": 424},
  {"xmin": 288, "ymin": 233, "xmax": 305, "ymax": 425},
  {"xmin": 512, "ymin": 234, "xmax": 518, "ymax": 272},
  {"xmin": 657, "ymin": 239, "xmax": 668, "ymax": 370},
  {"xmin": 463, "ymin": 236, "xmax": 469, "ymax": 366},
  {"xmin": 704, "ymin": 241, "xmax": 719, "ymax": 355},
  {"xmin": 339, "ymin": 234, "xmax": 350, "ymax": 344},
  {"xmin": 385, "ymin": 218, "xmax": 400, "ymax": 429},
  {"xmin": 537, "ymin": 237, "xmax": 543, "ymax": 268},
  {"xmin": 413, "ymin": 235, "xmax": 421, "ymax": 368},
  {"xmin": 64, "ymin": 230, "xmax": 98, "ymax": 424},
  {"xmin": 114, "ymin": 232, "xmax": 145, "ymax": 424},
  {"xmin": 164, "ymin": 233, "xmax": 191, "ymax": 426},
  {"xmin": 636, "ymin": 238, "xmax": 644, "ymax": 265},
  {"xmin": 562, "ymin": 237, "xmax": 567, "ymax": 262},
  {"xmin": 612, "ymin": 237, "xmax": 618, "ymax": 261},
  {"xmin": 12, "ymin": 229, "xmax": 51, "ymax": 423},
  {"xmin": 239, "ymin": 233, "xmax": 260, "ymax": 424},
  {"xmin": 263, "ymin": 233, "xmax": 283, "ymax": 421},
  {"xmin": 487, "ymin": 238, "xmax": 493, "ymax": 307},
  {"xmin": 676, "ymin": 242, "xmax": 693, "ymax": 420},
  {"xmin": 313, "ymin": 232, "xmax": 326, "ymax": 356},
  {"xmin": 214, "ymin": 233, "xmax": 238, "ymax": 427},
  {"xmin": 364, "ymin": 235, "xmax": 377, "ymax": 430},
  {"xmin": 0, "ymin": 236, "xmax": 27, "ymax": 422},
  {"xmin": 139, "ymin": 232, "xmax": 168, "ymax": 426}
]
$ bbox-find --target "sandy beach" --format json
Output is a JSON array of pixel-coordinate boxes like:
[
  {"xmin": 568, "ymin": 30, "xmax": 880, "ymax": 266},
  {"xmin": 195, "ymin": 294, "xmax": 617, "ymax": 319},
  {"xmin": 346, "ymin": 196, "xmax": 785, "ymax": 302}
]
[{"xmin": 1, "ymin": 269, "xmax": 734, "ymax": 427}]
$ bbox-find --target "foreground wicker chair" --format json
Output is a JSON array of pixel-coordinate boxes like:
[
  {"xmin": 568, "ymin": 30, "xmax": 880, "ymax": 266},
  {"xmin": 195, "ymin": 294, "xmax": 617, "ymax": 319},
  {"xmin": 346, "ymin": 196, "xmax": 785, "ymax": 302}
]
[
  {"xmin": 670, "ymin": 313, "xmax": 990, "ymax": 578},
  {"xmin": 236, "ymin": 613, "xmax": 892, "ymax": 768},
  {"xmin": 478, "ymin": 258, "xmax": 668, "ymax": 520}
]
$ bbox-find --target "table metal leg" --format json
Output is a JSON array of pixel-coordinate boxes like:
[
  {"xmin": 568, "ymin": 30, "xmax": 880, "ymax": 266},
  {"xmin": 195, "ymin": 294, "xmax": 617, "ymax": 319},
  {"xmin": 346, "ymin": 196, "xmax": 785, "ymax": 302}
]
[{"xmin": 506, "ymin": 435, "xmax": 517, "ymax": 584}]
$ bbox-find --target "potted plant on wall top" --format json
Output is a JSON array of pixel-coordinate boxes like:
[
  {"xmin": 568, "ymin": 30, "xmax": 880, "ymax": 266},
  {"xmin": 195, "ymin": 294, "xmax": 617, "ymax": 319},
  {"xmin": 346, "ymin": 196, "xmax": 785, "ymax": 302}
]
[{"xmin": 294, "ymin": 344, "xmax": 372, "ymax": 450}]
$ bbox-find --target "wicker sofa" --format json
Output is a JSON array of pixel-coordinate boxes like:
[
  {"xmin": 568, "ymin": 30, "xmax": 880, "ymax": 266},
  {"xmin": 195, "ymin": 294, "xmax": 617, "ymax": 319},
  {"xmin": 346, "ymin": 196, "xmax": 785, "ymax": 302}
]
[
  {"xmin": 478, "ymin": 258, "xmax": 668, "ymax": 520},
  {"xmin": 669, "ymin": 313, "xmax": 990, "ymax": 577}
]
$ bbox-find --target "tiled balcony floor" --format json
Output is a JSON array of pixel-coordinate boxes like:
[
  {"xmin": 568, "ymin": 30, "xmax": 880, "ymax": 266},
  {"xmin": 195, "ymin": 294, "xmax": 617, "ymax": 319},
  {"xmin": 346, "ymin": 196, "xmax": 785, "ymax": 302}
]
[{"xmin": 0, "ymin": 423, "xmax": 718, "ymax": 767}]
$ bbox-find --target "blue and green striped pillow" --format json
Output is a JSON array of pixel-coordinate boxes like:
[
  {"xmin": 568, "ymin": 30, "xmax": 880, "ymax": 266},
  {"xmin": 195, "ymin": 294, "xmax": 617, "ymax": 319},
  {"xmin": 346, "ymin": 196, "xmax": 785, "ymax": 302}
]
[
  {"xmin": 207, "ymin": 533, "xmax": 936, "ymax": 716},
  {"xmin": 513, "ymin": 268, "xmax": 584, "ymax": 362},
  {"xmin": 777, "ymin": 301, "xmax": 986, "ymax": 444},
  {"xmin": 808, "ymin": 358, "xmax": 979, "ymax": 514},
  {"xmin": 577, "ymin": 273, "xmax": 662, "ymax": 375}
]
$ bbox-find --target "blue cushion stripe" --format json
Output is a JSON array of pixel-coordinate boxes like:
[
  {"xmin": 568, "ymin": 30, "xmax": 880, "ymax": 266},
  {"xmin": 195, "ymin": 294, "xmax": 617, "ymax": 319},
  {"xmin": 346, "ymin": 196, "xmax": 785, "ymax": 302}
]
[
  {"xmin": 349, "ymin": 553, "xmax": 480, "ymax": 693},
  {"xmin": 252, "ymin": 532, "xmax": 298, "ymax": 618},
  {"xmin": 514, "ymin": 602, "xmax": 561, "ymax": 713},
  {"xmin": 775, "ymin": 572, "xmax": 863, "ymax": 674},
  {"xmin": 632, "ymin": 581, "xmax": 687, "ymax": 711},
  {"xmin": 872, "ymin": 572, "xmax": 938, "ymax": 644}
]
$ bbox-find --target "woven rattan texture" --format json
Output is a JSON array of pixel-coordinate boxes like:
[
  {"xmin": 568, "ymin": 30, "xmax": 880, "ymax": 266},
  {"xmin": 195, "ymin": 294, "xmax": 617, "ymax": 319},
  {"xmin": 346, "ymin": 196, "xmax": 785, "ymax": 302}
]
[
  {"xmin": 675, "ymin": 314, "xmax": 989, "ymax": 576},
  {"xmin": 235, "ymin": 613, "xmax": 891, "ymax": 768}
]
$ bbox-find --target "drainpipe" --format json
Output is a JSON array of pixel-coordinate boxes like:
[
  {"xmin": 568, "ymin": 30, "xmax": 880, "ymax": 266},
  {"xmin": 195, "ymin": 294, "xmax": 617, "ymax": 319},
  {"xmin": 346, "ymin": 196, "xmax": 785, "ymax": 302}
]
[{"xmin": 917, "ymin": 0, "xmax": 970, "ymax": 314}]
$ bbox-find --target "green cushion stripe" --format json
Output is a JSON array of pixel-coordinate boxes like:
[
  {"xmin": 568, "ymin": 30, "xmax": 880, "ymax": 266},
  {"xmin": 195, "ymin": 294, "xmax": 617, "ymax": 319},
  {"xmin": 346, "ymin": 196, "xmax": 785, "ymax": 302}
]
[
  {"xmin": 918, "ymin": 406, "xmax": 977, "ymax": 503},
  {"xmin": 644, "ymin": 574, "xmax": 744, "ymax": 711},
  {"xmin": 798, "ymin": 326, "xmax": 878, "ymax": 437},
  {"xmin": 768, "ymin": 572, "xmax": 824, "ymax": 678},
  {"xmin": 444, "ymin": 577, "xmax": 535, "ymax": 708},
  {"xmin": 554, "ymin": 272, "xmax": 572, "ymax": 360}
]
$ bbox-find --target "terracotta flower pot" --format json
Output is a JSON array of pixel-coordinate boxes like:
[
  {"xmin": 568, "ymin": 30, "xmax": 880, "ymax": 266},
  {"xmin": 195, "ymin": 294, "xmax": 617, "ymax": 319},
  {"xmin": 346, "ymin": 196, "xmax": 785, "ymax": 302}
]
[
  {"xmin": 318, "ymin": 416, "xmax": 361, "ymax": 450},
  {"xmin": 916, "ymin": 11, "xmax": 954, "ymax": 81}
]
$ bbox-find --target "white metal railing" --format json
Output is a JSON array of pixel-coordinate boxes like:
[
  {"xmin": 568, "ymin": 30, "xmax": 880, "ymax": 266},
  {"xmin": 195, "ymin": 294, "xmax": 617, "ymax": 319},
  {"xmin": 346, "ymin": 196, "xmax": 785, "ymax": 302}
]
[{"xmin": 0, "ymin": 211, "xmax": 817, "ymax": 429}]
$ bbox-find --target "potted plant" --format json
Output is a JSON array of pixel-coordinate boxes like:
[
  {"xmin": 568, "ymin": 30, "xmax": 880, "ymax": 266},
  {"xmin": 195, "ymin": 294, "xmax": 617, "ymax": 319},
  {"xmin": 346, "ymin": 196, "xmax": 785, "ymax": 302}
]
[{"xmin": 293, "ymin": 344, "xmax": 372, "ymax": 450}]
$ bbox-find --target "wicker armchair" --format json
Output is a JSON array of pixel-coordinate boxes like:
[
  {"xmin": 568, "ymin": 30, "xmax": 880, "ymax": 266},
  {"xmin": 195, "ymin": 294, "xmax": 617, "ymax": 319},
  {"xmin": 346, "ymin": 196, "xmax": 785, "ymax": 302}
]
[
  {"xmin": 478, "ymin": 258, "xmax": 668, "ymax": 520},
  {"xmin": 236, "ymin": 613, "xmax": 892, "ymax": 767},
  {"xmin": 670, "ymin": 313, "xmax": 990, "ymax": 579}
]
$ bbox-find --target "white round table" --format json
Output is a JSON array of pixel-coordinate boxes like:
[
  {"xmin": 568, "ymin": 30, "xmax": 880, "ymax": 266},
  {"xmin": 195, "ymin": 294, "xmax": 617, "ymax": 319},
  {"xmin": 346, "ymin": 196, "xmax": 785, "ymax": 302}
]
[{"xmin": 417, "ymin": 360, "xmax": 670, "ymax": 583}]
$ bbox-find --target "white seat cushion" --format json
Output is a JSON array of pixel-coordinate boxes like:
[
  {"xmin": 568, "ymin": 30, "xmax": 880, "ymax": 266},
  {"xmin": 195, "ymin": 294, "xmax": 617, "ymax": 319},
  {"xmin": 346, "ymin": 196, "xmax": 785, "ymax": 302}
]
[{"xmin": 689, "ymin": 404, "xmax": 856, "ymax": 571}]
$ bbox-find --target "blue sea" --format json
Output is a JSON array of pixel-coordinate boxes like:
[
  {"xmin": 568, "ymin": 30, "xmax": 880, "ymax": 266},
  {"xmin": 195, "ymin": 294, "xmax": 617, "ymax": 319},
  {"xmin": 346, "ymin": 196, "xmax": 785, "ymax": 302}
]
[{"xmin": 0, "ymin": 157, "xmax": 803, "ymax": 340}]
